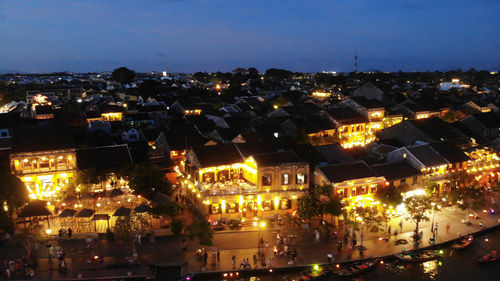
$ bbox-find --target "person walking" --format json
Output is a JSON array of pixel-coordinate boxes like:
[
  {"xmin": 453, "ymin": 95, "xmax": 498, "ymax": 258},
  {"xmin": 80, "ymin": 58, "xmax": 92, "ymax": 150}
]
[
  {"xmin": 388, "ymin": 225, "xmax": 392, "ymax": 238},
  {"xmin": 203, "ymin": 251, "xmax": 208, "ymax": 265},
  {"xmin": 253, "ymin": 254, "xmax": 258, "ymax": 268},
  {"xmin": 446, "ymin": 223, "xmax": 450, "ymax": 234},
  {"xmin": 232, "ymin": 255, "xmax": 236, "ymax": 269},
  {"xmin": 399, "ymin": 220, "xmax": 403, "ymax": 231},
  {"xmin": 217, "ymin": 250, "xmax": 220, "ymax": 264},
  {"xmin": 67, "ymin": 228, "xmax": 72, "ymax": 240}
]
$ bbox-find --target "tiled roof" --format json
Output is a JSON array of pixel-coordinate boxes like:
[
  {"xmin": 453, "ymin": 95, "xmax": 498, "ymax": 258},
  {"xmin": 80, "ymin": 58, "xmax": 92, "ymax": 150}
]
[
  {"xmin": 406, "ymin": 144, "xmax": 448, "ymax": 167},
  {"xmin": 372, "ymin": 160, "xmax": 422, "ymax": 181},
  {"xmin": 76, "ymin": 144, "xmax": 132, "ymax": 170},
  {"xmin": 317, "ymin": 161, "xmax": 378, "ymax": 183},
  {"xmin": 252, "ymin": 150, "xmax": 304, "ymax": 166}
]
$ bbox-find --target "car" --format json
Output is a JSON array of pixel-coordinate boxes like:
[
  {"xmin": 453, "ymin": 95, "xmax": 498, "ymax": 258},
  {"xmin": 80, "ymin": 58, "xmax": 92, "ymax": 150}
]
[{"xmin": 211, "ymin": 220, "xmax": 226, "ymax": 231}]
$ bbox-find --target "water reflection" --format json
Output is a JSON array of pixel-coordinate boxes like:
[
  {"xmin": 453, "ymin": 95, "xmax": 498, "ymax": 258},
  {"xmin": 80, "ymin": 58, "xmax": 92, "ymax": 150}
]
[{"xmin": 422, "ymin": 260, "xmax": 440, "ymax": 280}]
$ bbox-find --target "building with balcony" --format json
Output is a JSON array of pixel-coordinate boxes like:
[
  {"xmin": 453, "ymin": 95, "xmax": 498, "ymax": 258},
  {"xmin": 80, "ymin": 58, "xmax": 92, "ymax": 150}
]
[
  {"xmin": 185, "ymin": 144, "xmax": 309, "ymax": 220},
  {"xmin": 10, "ymin": 124, "xmax": 76, "ymax": 199}
]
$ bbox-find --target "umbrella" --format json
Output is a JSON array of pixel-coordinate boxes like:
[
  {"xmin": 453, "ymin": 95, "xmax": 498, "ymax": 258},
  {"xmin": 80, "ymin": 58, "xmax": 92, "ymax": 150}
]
[
  {"xmin": 76, "ymin": 208, "xmax": 95, "ymax": 218},
  {"xmin": 59, "ymin": 209, "xmax": 77, "ymax": 218},
  {"xmin": 134, "ymin": 203, "xmax": 151, "ymax": 213},
  {"xmin": 62, "ymin": 195, "xmax": 77, "ymax": 204},
  {"xmin": 108, "ymin": 188, "xmax": 124, "ymax": 197},
  {"xmin": 80, "ymin": 193, "xmax": 94, "ymax": 200},
  {"xmin": 92, "ymin": 214, "xmax": 110, "ymax": 221},
  {"xmin": 18, "ymin": 200, "xmax": 51, "ymax": 218},
  {"xmin": 113, "ymin": 206, "xmax": 131, "ymax": 217},
  {"xmin": 151, "ymin": 192, "xmax": 172, "ymax": 206}
]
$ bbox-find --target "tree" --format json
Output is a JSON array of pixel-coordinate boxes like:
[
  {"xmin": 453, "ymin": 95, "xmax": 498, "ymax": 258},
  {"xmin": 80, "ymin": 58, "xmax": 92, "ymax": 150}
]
[
  {"xmin": 442, "ymin": 110, "xmax": 457, "ymax": 123},
  {"xmin": 187, "ymin": 217, "xmax": 213, "ymax": 245},
  {"xmin": 447, "ymin": 171, "xmax": 471, "ymax": 189},
  {"xmin": 376, "ymin": 186, "xmax": 403, "ymax": 208},
  {"xmin": 150, "ymin": 202, "xmax": 181, "ymax": 219},
  {"xmin": 449, "ymin": 187, "xmax": 486, "ymax": 215},
  {"xmin": 424, "ymin": 180, "xmax": 439, "ymax": 195},
  {"xmin": 0, "ymin": 172, "xmax": 29, "ymax": 218},
  {"xmin": 321, "ymin": 198, "xmax": 343, "ymax": 224},
  {"xmin": 404, "ymin": 195, "xmax": 432, "ymax": 238},
  {"xmin": 314, "ymin": 184, "xmax": 332, "ymax": 197},
  {"xmin": 170, "ymin": 219, "xmax": 183, "ymax": 236},
  {"xmin": 247, "ymin": 67, "xmax": 259, "ymax": 79},
  {"xmin": 129, "ymin": 163, "xmax": 173, "ymax": 199},
  {"xmin": 14, "ymin": 224, "xmax": 44, "ymax": 260},
  {"xmin": 75, "ymin": 168, "xmax": 106, "ymax": 192},
  {"xmin": 111, "ymin": 67, "xmax": 136, "ymax": 84},
  {"xmin": 297, "ymin": 194, "xmax": 321, "ymax": 220},
  {"xmin": 113, "ymin": 212, "xmax": 149, "ymax": 254}
]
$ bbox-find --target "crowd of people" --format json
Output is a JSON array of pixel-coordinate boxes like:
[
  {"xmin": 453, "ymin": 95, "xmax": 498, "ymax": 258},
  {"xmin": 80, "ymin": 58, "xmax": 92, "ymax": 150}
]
[{"xmin": 2, "ymin": 257, "xmax": 35, "ymax": 279}]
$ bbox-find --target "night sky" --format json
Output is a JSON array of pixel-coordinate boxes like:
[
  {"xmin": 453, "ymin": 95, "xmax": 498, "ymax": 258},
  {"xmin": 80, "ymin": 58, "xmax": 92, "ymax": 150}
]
[{"xmin": 1, "ymin": 0, "xmax": 499, "ymax": 73}]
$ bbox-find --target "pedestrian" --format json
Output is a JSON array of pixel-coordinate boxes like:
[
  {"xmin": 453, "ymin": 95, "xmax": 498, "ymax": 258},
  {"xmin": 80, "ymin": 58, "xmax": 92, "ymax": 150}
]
[
  {"xmin": 446, "ymin": 223, "xmax": 450, "ymax": 234},
  {"xmin": 217, "ymin": 250, "xmax": 220, "ymax": 264},
  {"xmin": 203, "ymin": 251, "xmax": 208, "ymax": 265},
  {"xmin": 435, "ymin": 223, "xmax": 438, "ymax": 235},
  {"xmin": 399, "ymin": 220, "xmax": 403, "ymax": 231},
  {"xmin": 265, "ymin": 241, "xmax": 269, "ymax": 248},
  {"xmin": 232, "ymin": 255, "xmax": 236, "ymax": 269},
  {"xmin": 5, "ymin": 267, "xmax": 11, "ymax": 279},
  {"xmin": 388, "ymin": 225, "xmax": 391, "ymax": 238},
  {"xmin": 212, "ymin": 250, "xmax": 216, "ymax": 266},
  {"xmin": 337, "ymin": 240, "xmax": 343, "ymax": 251},
  {"xmin": 327, "ymin": 254, "xmax": 333, "ymax": 263},
  {"xmin": 252, "ymin": 254, "xmax": 257, "ymax": 268},
  {"xmin": 58, "ymin": 229, "xmax": 63, "ymax": 240},
  {"xmin": 268, "ymin": 258, "xmax": 273, "ymax": 268},
  {"xmin": 67, "ymin": 228, "xmax": 72, "ymax": 240},
  {"xmin": 394, "ymin": 230, "xmax": 398, "ymax": 239},
  {"xmin": 480, "ymin": 221, "xmax": 484, "ymax": 228}
]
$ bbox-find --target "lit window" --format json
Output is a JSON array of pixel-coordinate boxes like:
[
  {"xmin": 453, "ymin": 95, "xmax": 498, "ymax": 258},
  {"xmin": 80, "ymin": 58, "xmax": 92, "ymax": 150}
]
[
  {"xmin": 296, "ymin": 173, "xmax": 307, "ymax": 184},
  {"xmin": 281, "ymin": 174, "xmax": 289, "ymax": 185}
]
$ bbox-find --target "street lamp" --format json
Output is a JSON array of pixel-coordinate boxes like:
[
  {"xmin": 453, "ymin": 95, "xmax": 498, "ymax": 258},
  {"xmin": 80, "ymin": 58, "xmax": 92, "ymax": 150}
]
[
  {"xmin": 45, "ymin": 229, "xmax": 53, "ymax": 263},
  {"xmin": 256, "ymin": 220, "xmax": 266, "ymax": 255}
]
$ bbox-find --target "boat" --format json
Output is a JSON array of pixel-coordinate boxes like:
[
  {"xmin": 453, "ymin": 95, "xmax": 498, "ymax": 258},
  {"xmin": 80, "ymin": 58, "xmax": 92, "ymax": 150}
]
[
  {"xmin": 395, "ymin": 250, "xmax": 438, "ymax": 262},
  {"xmin": 477, "ymin": 250, "xmax": 500, "ymax": 263},
  {"xmin": 451, "ymin": 235, "xmax": 473, "ymax": 250},
  {"xmin": 288, "ymin": 265, "xmax": 331, "ymax": 280},
  {"xmin": 334, "ymin": 260, "xmax": 378, "ymax": 277}
]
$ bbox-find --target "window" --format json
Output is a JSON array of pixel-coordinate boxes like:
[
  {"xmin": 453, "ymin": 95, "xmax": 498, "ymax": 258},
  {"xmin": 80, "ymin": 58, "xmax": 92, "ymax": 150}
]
[
  {"xmin": 262, "ymin": 174, "xmax": 272, "ymax": 186},
  {"xmin": 0, "ymin": 132, "xmax": 7, "ymax": 137},
  {"xmin": 351, "ymin": 187, "xmax": 357, "ymax": 196},
  {"xmin": 281, "ymin": 173, "xmax": 289, "ymax": 185},
  {"xmin": 296, "ymin": 173, "xmax": 307, "ymax": 184},
  {"xmin": 361, "ymin": 185, "xmax": 367, "ymax": 194}
]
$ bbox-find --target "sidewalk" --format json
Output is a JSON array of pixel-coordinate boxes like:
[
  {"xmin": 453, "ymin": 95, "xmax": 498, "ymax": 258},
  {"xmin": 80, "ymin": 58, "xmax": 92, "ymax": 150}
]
[{"xmin": 181, "ymin": 205, "xmax": 500, "ymax": 273}]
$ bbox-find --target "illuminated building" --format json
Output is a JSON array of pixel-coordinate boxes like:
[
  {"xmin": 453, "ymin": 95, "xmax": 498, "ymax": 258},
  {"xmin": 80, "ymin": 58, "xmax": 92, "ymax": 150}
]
[
  {"xmin": 387, "ymin": 144, "xmax": 449, "ymax": 178},
  {"xmin": 327, "ymin": 107, "xmax": 368, "ymax": 148},
  {"xmin": 10, "ymin": 125, "xmax": 76, "ymax": 200},
  {"xmin": 185, "ymin": 144, "xmax": 309, "ymax": 219},
  {"xmin": 372, "ymin": 160, "xmax": 423, "ymax": 188},
  {"xmin": 314, "ymin": 161, "xmax": 385, "ymax": 208}
]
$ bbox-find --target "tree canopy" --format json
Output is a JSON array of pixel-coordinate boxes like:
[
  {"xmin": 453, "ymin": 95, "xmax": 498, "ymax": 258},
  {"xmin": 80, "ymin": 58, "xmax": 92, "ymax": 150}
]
[
  {"xmin": 375, "ymin": 186, "xmax": 403, "ymax": 208},
  {"xmin": 297, "ymin": 194, "xmax": 321, "ymax": 220},
  {"xmin": 128, "ymin": 163, "xmax": 173, "ymax": 199},
  {"xmin": 404, "ymin": 195, "xmax": 432, "ymax": 234},
  {"xmin": 111, "ymin": 67, "xmax": 136, "ymax": 84}
]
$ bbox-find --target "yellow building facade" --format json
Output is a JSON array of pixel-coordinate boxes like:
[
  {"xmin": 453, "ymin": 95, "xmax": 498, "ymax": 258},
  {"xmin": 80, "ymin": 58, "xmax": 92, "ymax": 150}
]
[{"xmin": 10, "ymin": 149, "xmax": 77, "ymax": 199}]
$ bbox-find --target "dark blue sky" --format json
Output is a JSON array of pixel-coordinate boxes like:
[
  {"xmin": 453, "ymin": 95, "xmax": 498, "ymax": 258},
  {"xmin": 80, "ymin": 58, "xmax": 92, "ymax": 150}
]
[{"xmin": 1, "ymin": 0, "xmax": 499, "ymax": 73}]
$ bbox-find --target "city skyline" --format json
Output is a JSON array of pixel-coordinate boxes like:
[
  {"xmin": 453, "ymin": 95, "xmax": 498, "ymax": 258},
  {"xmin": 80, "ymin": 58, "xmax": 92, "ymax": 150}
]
[{"xmin": 1, "ymin": 0, "xmax": 500, "ymax": 73}]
